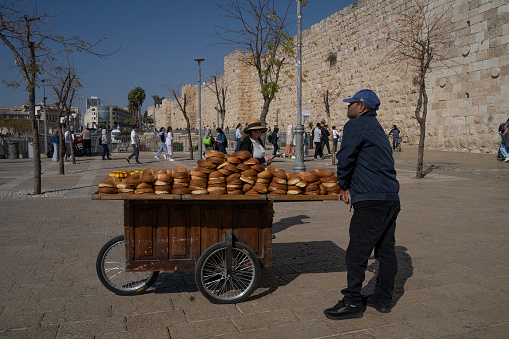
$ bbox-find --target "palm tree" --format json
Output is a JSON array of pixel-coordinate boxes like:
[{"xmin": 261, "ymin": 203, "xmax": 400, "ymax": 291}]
[{"xmin": 128, "ymin": 87, "xmax": 146, "ymax": 128}]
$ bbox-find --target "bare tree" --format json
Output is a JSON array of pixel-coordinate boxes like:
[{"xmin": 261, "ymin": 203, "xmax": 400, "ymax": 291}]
[
  {"xmin": 0, "ymin": 1, "xmax": 110, "ymax": 194},
  {"xmin": 206, "ymin": 74, "xmax": 228, "ymax": 129},
  {"xmin": 215, "ymin": 0, "xmax": 294, "ymax": 126},
  {"xmin": 386, "ymin": 0, "xmax": 454, "ymax": 178},
  {"xmin": 166, "ymin": 85, "xmax": 194, "ymax": 160},
  {"xmin": 50, "ymin": 61, "xmax": 80, "ymax": 173}
]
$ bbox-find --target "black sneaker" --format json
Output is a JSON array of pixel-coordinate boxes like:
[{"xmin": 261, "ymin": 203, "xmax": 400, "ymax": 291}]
[
  {"xmin": 136, "ymin": 161, "xmax": 142, "ymax": 164},
  {"xmin": 365, "ymin": 294, "xmax": 391, "ymax": 313},
  {"xmin": 126, "ymin": 157, "xmax": 130, "ymax": 164},
  {"xmin": 324, "ymin": 299, "xmax": 363, "ymax": 320}
]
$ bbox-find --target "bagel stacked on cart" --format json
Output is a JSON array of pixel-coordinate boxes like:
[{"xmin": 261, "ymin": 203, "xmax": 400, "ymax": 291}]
[{"xmin": 96, "ymin": 150, "xmax": 340, "ymax": 196}]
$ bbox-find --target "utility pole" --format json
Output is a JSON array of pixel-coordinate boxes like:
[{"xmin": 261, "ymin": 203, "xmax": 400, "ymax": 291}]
[
  {"xmin": 42, "ymin": 79, "xmax": 48, "ymax": 154},
  {"xmin": 293, "ymin": 0, "xmax": 307, "ymax": 173}
]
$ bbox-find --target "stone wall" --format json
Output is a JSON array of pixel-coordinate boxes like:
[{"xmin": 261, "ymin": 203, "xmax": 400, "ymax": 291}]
[{"xmin": 150, "ymin": 0, "xmax": 508, "ymax": 153}]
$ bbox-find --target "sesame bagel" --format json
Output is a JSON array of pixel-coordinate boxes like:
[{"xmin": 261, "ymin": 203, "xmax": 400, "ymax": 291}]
[{"xmin": 310, "ymin": 168, "xmax": 335, "ymax": 178}]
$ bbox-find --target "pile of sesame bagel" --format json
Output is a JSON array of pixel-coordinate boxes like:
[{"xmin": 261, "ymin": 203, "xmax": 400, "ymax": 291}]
[{"xmin": 97, "ymin": 150, "xmax": 339, "ymax": 195}]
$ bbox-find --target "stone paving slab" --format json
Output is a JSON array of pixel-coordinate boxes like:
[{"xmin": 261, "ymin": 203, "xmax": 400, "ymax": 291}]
[{"xmin": 0, "ymin": 147, "xmax": 508, "ymax": 337}]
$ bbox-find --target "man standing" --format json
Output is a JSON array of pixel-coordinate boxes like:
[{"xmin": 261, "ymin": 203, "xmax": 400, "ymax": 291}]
[
  {"xmin": 82, "ymin": 127, "xmax": 91, "ymax": 156},
  {"xmin": 126, "ymin": 125, "xmax": 141, "ymax": 164},
  {"xmin": 312, "ymin": 122, "xmax": 323, "ymax": 159},
  {"xmin": 324, "ymin": 89, "xmax": 400, "ymax": 320},
  {"xmin": 154, "ymin": 127, "xmax": 167, "ymax": 159}
]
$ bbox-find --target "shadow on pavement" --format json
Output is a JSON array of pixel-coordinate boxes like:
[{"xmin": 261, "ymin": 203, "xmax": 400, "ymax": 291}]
[
  {"xmin": 272, "ymin": 214, "xmax": 311, "ymax": 234},
  {"xmin": 147, "ymin": 242, "xmax": 413, "ymax": 307}
]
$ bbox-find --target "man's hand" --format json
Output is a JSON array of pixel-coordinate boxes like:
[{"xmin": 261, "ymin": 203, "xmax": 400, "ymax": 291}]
[{"xmin": 338, "ymin": 187, "xmax": 350, "ymax": 205}]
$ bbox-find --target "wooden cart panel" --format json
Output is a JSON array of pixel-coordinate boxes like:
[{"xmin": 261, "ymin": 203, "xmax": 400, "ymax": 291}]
[{"xmin": 123, "ymin": 199, "xmax": 273, "ymax": 272}]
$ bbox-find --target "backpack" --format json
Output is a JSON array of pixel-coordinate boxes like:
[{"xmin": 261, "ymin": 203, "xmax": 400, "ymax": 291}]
[
  {"xmin": 233, "ymin": 132, "xmax": 238, "ymax": 142},
  {"xmin": 98, "ymin": 135, "xmax": 102, "ymax": 145},
  {"xmin": 159, "ymin": 132, "xmax": 166, "ymax": 143},
  {"xmin": 268, "ymin": 133, "xmax": 273, "ymax": 143},
  {"xmin": 222, "ymin": 134, "xmax": 228, "ymax": 148}
]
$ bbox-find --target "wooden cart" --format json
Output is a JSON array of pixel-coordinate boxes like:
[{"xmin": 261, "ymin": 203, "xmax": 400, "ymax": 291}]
[{"xmin": 93, "ymin": 193, "xmax": 337, "ymax": 304}]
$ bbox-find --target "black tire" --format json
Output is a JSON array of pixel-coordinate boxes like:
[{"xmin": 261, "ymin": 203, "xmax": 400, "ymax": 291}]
[
  {"xmin": 96, "ymin": 235, "xmax": 159, "ymax": 296},
  {"xmin": 195, "ymin": 241, "xmax": 260, "ymax": 304},
  {"xmin": 46, "ymin": 149, "xmax": 53, "ymax": 158},
  {"xmin": 75, "ymin": 148, "xmax": 84, "ymax": 157}
]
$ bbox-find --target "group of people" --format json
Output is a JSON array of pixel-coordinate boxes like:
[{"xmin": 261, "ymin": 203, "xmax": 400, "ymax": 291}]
[
  {"xmin": 50, "ymin": 126, "xmax": 103, "ymax": 162},
  {"xmin": 310, "ymin": 122, "xmax": 340, "ymax": 159},
  {"xmin": 153, "ymin": 126, "xmax": 175, "ymax": 161}
]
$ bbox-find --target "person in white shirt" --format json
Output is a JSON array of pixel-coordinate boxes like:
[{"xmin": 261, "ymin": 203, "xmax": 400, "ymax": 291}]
[
  {"xmin": 166, "ymin": 126, "xmax": 175, "ymax": 161},
  {"xmin": 234, "ymin": 123, "xmax": 242, "ymax": 152},
  {"xmin": 64, "ymin": 129, "xmax": 72, "ymax": 161},
  {"xmin": 332, "ymin": 126, "xmax": 341, "ymax": 152},
  {"xmin": 126, "ymin": 126, "xmax": 141, "ymax": 164}
]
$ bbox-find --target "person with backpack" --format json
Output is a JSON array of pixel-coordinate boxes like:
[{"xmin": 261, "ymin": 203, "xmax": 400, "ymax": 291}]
[
  {"xmin": 154, "ymin": 127, "xmax": 168, "ymax": 159},
  {"xmin": 234, "ymin": 123, "xmax": 242, "ymax": 152},
  {"xmin": 214, "ymin": 127, "xmax": 227, "ymax": 154}
]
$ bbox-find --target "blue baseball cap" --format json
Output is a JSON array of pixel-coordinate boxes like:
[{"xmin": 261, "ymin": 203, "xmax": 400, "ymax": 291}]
[{"xmin": 343, "ymin": 89, "xmax": 380, "ymax": 110}]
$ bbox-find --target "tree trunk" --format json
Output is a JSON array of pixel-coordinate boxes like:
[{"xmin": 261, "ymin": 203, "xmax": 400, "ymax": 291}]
[
  {"xmin": 59, "ymin": 128, "xmax": 65, "ymax": 175},
  {"xmin": 186, "ymin": 124, "xmax": 193, "ymax": 160},
  {"xmin": 29, "ymin": 87, "xmax": 42, "ymax": 194},
  {"xmin": 259, "ymin": 98, "xmax": 271, "ymax": 127},
  {"xmin": 416, "ymin": 86, "xmax": 428, "ymax": 179}
]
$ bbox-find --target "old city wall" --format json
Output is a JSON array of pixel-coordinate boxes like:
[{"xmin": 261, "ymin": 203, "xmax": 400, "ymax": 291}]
[{"xmin": 152, "ymin": 0, "xmax": 508, "ymax": 153}]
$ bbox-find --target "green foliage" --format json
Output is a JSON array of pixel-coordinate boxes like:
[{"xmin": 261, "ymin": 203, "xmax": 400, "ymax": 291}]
[
  {"xmin": 326, "ymin": 52, "xmax": 337, "ymax": 65},
  {"xmin": 151, "ymin": 95, "xmax": 164, "ymax": 106}
]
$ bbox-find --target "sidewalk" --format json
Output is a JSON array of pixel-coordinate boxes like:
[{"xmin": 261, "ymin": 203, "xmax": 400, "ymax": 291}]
[{"xmin": 0, "ymin": 147, "xmax": 508, "ymax": 338}]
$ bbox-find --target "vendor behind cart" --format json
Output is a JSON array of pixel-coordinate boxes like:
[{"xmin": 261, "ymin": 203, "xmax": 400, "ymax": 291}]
[{"xmin": 240, "ymin": 119, "xmax": 272, "ymax": 166}]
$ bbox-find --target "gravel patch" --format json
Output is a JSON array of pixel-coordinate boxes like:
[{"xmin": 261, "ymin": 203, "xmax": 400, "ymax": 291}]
[{"xmin": 0, "ymin": 189, "xmax": 67, "ymax": 200}]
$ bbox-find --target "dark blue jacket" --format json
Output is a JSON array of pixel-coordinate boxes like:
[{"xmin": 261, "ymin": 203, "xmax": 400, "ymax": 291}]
[{"xmin": 336, "ymin": 110, "xmax": 399, "ymax": 204}]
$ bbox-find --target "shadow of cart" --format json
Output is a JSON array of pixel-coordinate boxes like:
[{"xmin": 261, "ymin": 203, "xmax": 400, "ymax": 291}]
[{"xmin": 150, "ymin": 240, "xmax": 413, "ymax": 307}]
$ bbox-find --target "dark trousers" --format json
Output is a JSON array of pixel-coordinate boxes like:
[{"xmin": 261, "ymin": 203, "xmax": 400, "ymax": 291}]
[
  {"xmin": 128, "ymin": 144, "xmax": 139, "ymax": 162},
  {"xmin": 322, "ymin": 139, "xmax": 331, "ymax": 154},
  {"xmin": 83, "ymin": 139, "xmax": 92, "ymax": 156},
  {"xmin": 314, "ymin": 142, "xmax": 323, "ymax": 158},
  {"xmin": 101, "ymin": 144, "xmax": 110, "ymax": 159},
  {"xmin": 342, "ymin": 200, "xmax": 401, "ymax": 307}
]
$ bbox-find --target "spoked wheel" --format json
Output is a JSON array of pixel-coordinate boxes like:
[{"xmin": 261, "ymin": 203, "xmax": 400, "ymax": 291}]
[
  {"xmin": 96, "ymin": 235, "xmax": 159, "ymax": 296},
  {"xmin": 195, "ymin": 241, "xmax": 260, "ymax": 304}
]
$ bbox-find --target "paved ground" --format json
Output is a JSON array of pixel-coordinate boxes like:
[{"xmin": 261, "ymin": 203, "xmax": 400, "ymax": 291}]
[{"xmin": 0, "ymin": 146, "xmax": 508, "ymax": 338}]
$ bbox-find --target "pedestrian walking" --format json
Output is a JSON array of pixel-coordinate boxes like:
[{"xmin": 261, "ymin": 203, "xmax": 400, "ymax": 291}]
[
  {"xmin": 389, "ymin": 125, "xmax": 401, "ymax": 151},
  {"xmin": 234, "ymin": 123, "xmax": 242, "ymax": 152},
  {"xmin": 303, "ymin": 129, "xmax": 309, "ymax": 157},
  {"xmin": 271, "ymin": 126, "xmax": 280, "ymax": 156},
  {"xmin": 497, "ymin": 119, "xmax": 509, "ymax": 160},
  {"xmin": 312, "ymin": 123, "xmax": 323, "ymax": 159},
  {"xmin": 64, "ymin": 129, "xmax": 71, "ymax": 161},
  {"xmin": 324, "ymin": 89, "xmax": 400, "ymax": 320},
  {"xmin": 214, "ymin": 127, "xmax": 228, "ymax": 154},
  {"xmin": 51, "ymin": 129, "xmax": 59, "ymax": 162},
  {"xmin": 332, "ymin": 126, "xmax": 341, "ymax": 152},
  {"xmin": 154, "ymin": 127, "xmax": 168, "ymax": 159},
  {"xmin": 166, "ymin": 126, "xmax": 175, "ymax": 161},
  {"xmin": 126, "ymin": 125, "xmax": 141, "ymax": 164},
  {"xmin": 82, "ymin": 127, "xmax": 91, "ymax": 156},
  {"xmin": 499, "ymin": 123, "xmax": 509, "ymax": 162},
  {"xmin": 101, "ymin": 129, "xmax": 112, "ymax": 160},
  {"xmin": 321, "ymin": 123, "xmax": 331, "ymax": 154}
]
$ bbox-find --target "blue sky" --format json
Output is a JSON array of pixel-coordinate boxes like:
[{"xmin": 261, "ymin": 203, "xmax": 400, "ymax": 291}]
[{"xmin": 0, "ymin": 0, "xmax": 355, "ymax": 114}]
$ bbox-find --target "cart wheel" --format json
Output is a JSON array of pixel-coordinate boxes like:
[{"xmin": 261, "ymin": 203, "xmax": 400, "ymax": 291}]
[
  {"xmin": 195, "ymin": 241, "xmax": 260, "ymax": 304},
  {"xmin": 96, "ymin": 235, "xmax": 159, "ymax": 296}
]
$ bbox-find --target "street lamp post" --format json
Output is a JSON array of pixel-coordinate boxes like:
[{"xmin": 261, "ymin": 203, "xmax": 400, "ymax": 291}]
[
  {"xmin": 293, "ymin": 0, "xmax": 307, "ymax": 173},
  {"xmin": 194, "ymin": 58, "xmax": 205, "ymax": 159},
  {"xmin": 42, "ymin": 79, "xmax": 48, "ymax": 154}
]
